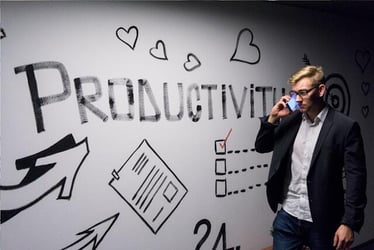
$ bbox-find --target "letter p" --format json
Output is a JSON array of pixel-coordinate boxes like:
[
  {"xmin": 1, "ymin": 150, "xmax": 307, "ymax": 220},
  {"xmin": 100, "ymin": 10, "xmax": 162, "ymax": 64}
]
[{"xmin": 14, "ymin": 61, "xmax": 71, "ymax": 133}]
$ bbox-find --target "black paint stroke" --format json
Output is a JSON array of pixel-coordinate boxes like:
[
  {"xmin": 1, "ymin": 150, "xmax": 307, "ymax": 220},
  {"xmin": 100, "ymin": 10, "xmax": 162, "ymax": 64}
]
[
  {"xmin": 14, "ymin": 61, "xmax": 71, "ymax": 133},
  {"xmin": 74, "ymin": 76, "xmax": 109, "ymax": 124},
  {"xmin": 361, "ymin": 81, "xmax": 370, "ymax": 96},
  {"xmin": 324, "ymin": 73, "xmax": 351, "ymax": 116},
  {"xmin": 302, "ymin": 54, "xmax": 311, "ymax": 65},
  {"xmin": 61, "ymin": 213, "xmax": 119, "ymax": 250},
  {"xmin": 355, "ymin": 49, "xmax": 371, "ymax": 74},
  {"xmin": 187, "ymin": 84, "xmax": 202, "ymax": 122},
  {"xmin": 0, "ymin": 134, "xmax": 89, "ymax": 223},
  {"xmin": 361, "ymin": 105, "xmax": 369, "ymax": 118},
  {"xmin": 183, "ymin": 53, "xmax": 201, "ymax": 72},
  {"xmin": 150, "ymin": 40, "xmax": 168, "ymax": 60},
  {"xmin": 138, "ymin": 79, "xmax": 161, "ymax": 122},
  {"xmin": 230, "ymin": 28, "xmax": 261, "ymax": 65},
  {"xmin": 108, "ymin": 78, "xmax": 135, "ymax": 121},
  {"xmin": 109, "ymin": 139, "xmax": 188, "ymax": 234},
  {"xmin": 163, "ymin": 82, "xmax": 184, "ymax": 121},
  {"xmin": 116, "ymin": 26, "xmax": 139, "ymax": 50},
  {"xmin": 229, "ymin": 85, "xmax": 248, "ymax": 119},
  {"xmin": 0, "ymin": 28, "xmax": 6, "ymax": 39}
]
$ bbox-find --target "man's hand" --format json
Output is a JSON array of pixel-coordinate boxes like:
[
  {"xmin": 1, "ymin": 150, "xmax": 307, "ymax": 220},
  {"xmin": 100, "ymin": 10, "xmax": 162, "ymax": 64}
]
[
  {"xmin": 267, "ymin": 96, "xmax": 291, "ymax": 124},
  {"xmin": 333, "ymin": 224, "xmax": 354, "ymax": 249}
]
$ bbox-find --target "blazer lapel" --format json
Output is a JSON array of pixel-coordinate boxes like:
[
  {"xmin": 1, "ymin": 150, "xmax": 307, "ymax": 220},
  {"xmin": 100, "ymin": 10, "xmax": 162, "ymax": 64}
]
[{"xmin": 310, "ymin": 107, "xmax": 334, "ymax": 170}]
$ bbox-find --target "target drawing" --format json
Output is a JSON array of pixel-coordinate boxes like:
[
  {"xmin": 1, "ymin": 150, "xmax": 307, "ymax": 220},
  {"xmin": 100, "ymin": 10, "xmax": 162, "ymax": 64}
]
[{"xmin": 324, "ymin": 73, "xmax": 351, "ymax": 116}]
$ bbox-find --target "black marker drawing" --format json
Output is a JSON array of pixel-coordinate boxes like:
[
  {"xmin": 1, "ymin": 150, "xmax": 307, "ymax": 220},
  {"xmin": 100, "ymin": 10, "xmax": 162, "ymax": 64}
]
[
  {"xmin": 355, "ymin": 49, "xmax": 371, "ymax": 73},
  {"xmin": 0, "ymin": 134, "xmax": 89, "ymax": 223},
  {"xmin": 194, "ymin": 218, "xmax": 241, "ymax": 250},
  {"xmin": 0, "ymin": 28, "xmax": 6, "ymax": 39},
  {"xmin": 74, "ymin": 76, "xmax": 109, "ymax": 123},
  {"xmin": 109, "ymin": 139, "xmax": 187, "ymax": 234},
  {"xmin": 324, "ymin": 73, "xmax": 351, "ymax": 115},
  {"xmin": 214, "ymin": 138, "xmax": 266, "ymax": 198},
  {"xmin": 361, "ymin": 81, "xmax": 370, "ymax": 96},
  {"xmin": 14, "ymin": 61, "xmax": 72, "ymax": 133},
  {"xmin": 361, "ymin": 105, "xmax": 369, "ymax": 118},
  {"xmin": 150, "ymin": 40, "xmax": 168, "ymax": 60},
  {"xmin": 230, "ymin": 28, "xmax": 261, "ymax": 65},
  {"xmin": 139, "ymin": 79, "xmax": 162, "ymax": 121},
  {"xmin": 108, "ymin": 78, "xmax": 135, "ymax": 121},
  {"xmin": 184, "ymin": 53, "xmax": 201, "ymax": 72},
  {"xmin": 61, "ymin": 213, "xmax": 119, "ymax": 250},
  {"xmin": 116, "ymin": 26, "xmax": 139, "ymax": 50},
  {"xmin": 302, "ymin": 54, "xmax": 311, "ymax": 65}
]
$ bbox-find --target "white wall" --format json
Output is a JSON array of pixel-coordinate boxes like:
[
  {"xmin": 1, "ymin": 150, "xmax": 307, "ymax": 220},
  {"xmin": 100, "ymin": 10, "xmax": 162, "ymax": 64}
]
[{"xmin": 1, "ymin": 2, "xmax": 373, "ymax": 249}]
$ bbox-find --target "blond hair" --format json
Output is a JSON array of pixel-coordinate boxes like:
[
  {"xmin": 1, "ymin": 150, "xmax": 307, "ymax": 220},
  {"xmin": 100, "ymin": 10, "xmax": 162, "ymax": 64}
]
[{"xmin": 288, "ymin": 65, "xmax": 325, "ymax": 86}]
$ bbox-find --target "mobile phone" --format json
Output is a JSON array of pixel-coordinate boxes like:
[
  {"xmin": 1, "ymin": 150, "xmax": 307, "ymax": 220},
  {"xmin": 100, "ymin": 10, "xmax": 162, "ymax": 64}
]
[{"xmin": 286, "ymin": 93, "xmax": 300, "ymax": 112}]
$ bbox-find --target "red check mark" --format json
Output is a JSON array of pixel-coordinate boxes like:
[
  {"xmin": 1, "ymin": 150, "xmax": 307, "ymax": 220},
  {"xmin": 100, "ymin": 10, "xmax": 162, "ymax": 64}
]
[{"xmin": 219, "ymin": 128, "xmax": 232, "ymax": 149}]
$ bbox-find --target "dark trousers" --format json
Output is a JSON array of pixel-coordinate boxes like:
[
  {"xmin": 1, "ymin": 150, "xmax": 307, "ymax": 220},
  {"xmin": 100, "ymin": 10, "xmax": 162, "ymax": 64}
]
[{"xmin": 272, "ymin": 209, "xmax": 335, "ymax": 250}]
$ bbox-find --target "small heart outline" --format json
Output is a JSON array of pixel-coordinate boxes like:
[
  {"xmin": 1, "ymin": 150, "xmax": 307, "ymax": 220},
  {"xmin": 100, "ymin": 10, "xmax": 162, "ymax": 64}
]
[
  {"xmin": 184, "ymin": 53, "xmax": 201, "ymax": 72},
  {"xmin": 361, "ymin": 81, "xmax": 370, "ymax": 96},
  {"xmin": 355, "ymin": 49, "xmax": 371, "ymax": 74},
  {"xmin": 149, "ymin": 40, "xmax": 168, "ymax": 60},
  {"xmin": 361, "ymin": 105, "xmax": 369, "ymax": 118},
  {"xmin": 230, "ymin": 28, "xmax": 261, "ymax": 65},
  {"xmin": 116, "ymin": 26, "xmax": 139, "ymax": 50}
]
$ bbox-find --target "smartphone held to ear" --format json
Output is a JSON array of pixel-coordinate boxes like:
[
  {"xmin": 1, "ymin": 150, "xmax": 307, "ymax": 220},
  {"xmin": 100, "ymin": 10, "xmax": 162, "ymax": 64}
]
[{"xmin": 286, "ymin": 93, "xmax": 300, "ymax": 112}]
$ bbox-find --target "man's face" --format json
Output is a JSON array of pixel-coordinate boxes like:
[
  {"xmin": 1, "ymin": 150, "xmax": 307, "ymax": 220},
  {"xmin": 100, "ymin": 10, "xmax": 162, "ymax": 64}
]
[{"xmin": 291, "ymin": 77, "xmax": 323, "ymax": 113}]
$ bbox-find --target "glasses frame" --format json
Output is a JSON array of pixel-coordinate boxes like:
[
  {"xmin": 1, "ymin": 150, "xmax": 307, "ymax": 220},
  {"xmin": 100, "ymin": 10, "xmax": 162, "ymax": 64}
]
[{"xmin": 289, "ymin": 85, "xmax": 319, "ymax": 97}]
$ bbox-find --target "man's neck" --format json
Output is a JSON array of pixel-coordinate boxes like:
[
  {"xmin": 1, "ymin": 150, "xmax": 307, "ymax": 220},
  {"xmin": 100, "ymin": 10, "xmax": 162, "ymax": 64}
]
[{"xmin": 305, "ymin": 102, "xmax": 326, "ymax": 122}]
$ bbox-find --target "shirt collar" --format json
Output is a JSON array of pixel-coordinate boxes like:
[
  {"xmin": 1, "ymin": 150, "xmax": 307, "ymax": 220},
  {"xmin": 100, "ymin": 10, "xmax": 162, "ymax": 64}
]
[{"xmin": 302, "ymin": 105, "xmax": 329, "ymax": 126}]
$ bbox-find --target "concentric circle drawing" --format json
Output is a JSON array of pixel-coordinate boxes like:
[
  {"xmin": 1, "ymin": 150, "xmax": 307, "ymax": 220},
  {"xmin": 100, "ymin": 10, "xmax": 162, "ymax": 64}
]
[{"xmin": 324, "ymin": 73, "xmax": 351, "ymax": 115}]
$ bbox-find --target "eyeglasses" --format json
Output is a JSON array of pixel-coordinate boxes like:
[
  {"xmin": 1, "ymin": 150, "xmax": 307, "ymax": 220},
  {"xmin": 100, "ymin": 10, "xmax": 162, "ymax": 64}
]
[{"xmin": 289, "ymin": 86, "xmax": 318, "ymax": 97}]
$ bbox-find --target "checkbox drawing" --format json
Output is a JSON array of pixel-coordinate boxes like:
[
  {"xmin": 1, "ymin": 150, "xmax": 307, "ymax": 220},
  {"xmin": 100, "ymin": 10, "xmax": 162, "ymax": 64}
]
[
  {"xmin": 215, "ymin": 179, "xmax": 227, "ymax": 197},
  {"xmin": 215, "ymin": 159, "xmax": 226, "ymax": 175},
  {"xmin": 215, "ymin": 139, "xmax": 226, "ymax": 155}
]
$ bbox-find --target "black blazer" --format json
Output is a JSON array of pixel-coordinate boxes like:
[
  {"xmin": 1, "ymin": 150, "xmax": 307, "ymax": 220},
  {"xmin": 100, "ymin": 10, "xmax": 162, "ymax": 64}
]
[{"xmin": 255, "ymin": 106, "xmax": 366, "ymax": 233}]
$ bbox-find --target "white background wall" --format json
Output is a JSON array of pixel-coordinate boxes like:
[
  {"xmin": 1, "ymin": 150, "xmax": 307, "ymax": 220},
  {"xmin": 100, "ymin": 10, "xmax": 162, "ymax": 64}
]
[{"xmin": 1, "ymin": 2, "xmax": 373, "ymax": 249}]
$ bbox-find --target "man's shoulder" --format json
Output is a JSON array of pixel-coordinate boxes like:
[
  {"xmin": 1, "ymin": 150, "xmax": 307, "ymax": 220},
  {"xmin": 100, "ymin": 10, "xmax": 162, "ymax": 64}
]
[{"xmin": 327, "ymin": 107, "xmax": 356, "ymax": 124}]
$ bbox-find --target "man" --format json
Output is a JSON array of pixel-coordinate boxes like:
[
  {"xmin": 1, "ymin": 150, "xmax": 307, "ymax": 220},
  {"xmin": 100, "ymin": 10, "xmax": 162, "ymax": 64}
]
[{"xmin": 255, "ymin": 65, "xmax": 366, "ymax": 250}]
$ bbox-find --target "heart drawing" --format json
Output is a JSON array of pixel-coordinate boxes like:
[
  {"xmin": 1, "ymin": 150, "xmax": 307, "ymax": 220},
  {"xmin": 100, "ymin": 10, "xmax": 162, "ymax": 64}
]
[
  {"xmin": 355, "ymin": 49, "xmax": 371, "ymax": 74},
  {"xmin": 149, "ymin": 40, "xmax": 168, "ymax": 60},
  {"xmin": 116, "ymin": 26, "xmax": 139, "ymax": 50},
  {"xmin": 184, "ymin": 53, "xmax": 201, "ymax": 72},
  {"xmin": 230, "ymin": 28, "xmax": 261, "ymax": 65},
  {"xmin": 361, "ymin": 81, "xmax": 370, "ymax": 96},
  {"xmin": 361, "ymin": 105, "xmax": 369, "ymax": 118}
]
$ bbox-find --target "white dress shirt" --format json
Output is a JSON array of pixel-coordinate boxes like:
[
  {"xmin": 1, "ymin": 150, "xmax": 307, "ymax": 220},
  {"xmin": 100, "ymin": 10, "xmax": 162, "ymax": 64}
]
[{"xmin": 283, "ymin": 106, "xmax": 329, "ymax": 222}]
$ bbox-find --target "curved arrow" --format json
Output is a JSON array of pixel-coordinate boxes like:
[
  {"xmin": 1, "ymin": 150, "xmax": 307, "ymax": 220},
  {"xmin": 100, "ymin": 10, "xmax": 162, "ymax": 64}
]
[
  {"xmin": 0, "ymin": 134, "xmax": 89, "ymax": 223},
  {"xmin": 61, "ymin": 213, "xmax": 120, "ymax": 250}
]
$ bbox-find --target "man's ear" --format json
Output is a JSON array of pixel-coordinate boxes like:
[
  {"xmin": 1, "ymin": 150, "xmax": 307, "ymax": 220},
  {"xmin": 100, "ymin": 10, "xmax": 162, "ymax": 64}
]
[{"xmin": 319, "ymin": 84, "xmax": 326, "ymax": 97}]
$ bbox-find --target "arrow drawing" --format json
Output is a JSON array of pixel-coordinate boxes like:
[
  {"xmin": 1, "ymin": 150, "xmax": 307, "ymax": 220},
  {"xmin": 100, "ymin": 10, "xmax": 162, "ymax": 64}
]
[
  {"xmin": 0, "ymin": 28, "xmax": 6, "ymax": 39},
  {"xmin": 61, "ymin": 213, "xmax": 119, "ymax": 250},
  {"xmin": 0, "ymin": 134, "xmax": 89, "ymax": 223}
]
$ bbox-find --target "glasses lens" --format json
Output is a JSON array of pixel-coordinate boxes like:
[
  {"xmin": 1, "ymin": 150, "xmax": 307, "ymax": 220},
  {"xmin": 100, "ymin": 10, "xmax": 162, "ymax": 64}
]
[
  {"xmin": 298, "ymin": 90, "xmax": 308, "ymax": 96},
  {"xmin": 289, "ymin": 90, "xmax": 297, "ymax": 96}
]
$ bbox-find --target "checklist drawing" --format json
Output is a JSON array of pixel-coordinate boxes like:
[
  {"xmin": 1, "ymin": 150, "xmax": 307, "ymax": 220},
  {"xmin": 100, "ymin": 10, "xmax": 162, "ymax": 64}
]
[{"xmin": 109, "ymin": 139, "xmax": 188, "ymax": 234}]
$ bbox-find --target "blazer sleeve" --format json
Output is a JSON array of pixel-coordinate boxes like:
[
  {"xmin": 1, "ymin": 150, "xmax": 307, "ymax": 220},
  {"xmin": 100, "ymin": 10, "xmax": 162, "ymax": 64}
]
[
  {"xmin": 255, "ymin": 116, "xmax": 278, "ymax": 153},
  {"xmin": 341, "ymin": 121, "xmax": 367, "ymax": 232}
]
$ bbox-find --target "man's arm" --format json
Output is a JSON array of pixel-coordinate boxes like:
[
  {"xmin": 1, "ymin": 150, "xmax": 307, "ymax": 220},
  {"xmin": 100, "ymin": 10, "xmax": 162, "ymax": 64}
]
[
  {"xmin": 254, "ymin": 116, "xmax": 277, "ymax": 153},
  {"xmin": 341, "ymin": 121, "xmax": 367, "ymax": 232}
]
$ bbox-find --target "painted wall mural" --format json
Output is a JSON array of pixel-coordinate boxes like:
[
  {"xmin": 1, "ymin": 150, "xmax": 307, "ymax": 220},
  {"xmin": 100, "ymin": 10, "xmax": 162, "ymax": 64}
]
[{"xmin": 1, "ymin": 2, "xmax": 373, "ymax": 250}]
